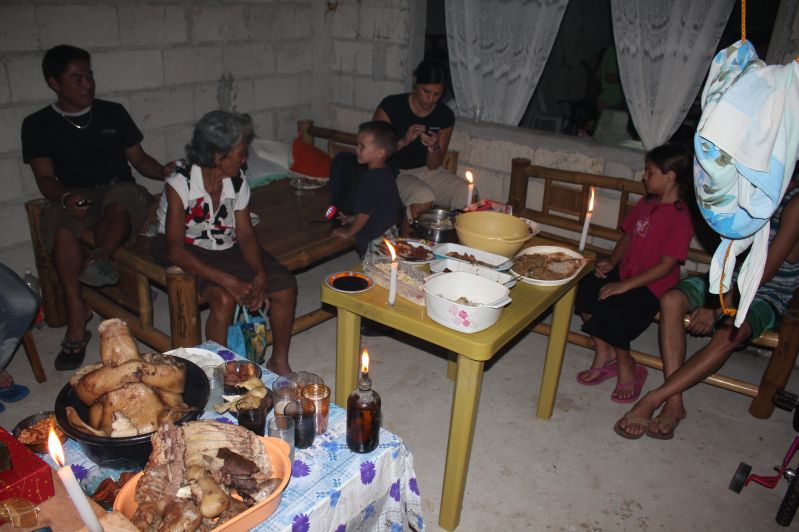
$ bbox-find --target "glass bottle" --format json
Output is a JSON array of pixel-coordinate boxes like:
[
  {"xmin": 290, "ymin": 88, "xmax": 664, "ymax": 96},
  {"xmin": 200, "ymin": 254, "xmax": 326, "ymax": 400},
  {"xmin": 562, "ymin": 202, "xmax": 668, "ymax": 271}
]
[{"xmin": 346, "ymin": 372, "xmax": 381, "ymax": 453}]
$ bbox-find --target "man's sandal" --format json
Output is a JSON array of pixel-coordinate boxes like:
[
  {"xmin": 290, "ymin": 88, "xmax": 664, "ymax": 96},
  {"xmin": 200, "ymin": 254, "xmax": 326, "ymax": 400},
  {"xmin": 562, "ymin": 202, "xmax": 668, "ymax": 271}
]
[
  {"xmin": 55, "ymin": 331, "xmax": 91, "ymax": 371},
  {"xmin": 645, "ymin": 414, "xmax": 685, "ymax": 440}
]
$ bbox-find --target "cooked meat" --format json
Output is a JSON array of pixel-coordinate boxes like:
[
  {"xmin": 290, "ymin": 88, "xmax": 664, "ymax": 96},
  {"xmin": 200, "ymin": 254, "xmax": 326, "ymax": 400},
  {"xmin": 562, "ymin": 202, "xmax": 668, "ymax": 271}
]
[
  {"xmin": 98, "ymin": 318, "xmax": 142, "ymax": 367},
  {"xmin": 100, "ymin": 383, "xmax": 164, "ymax": 435}
]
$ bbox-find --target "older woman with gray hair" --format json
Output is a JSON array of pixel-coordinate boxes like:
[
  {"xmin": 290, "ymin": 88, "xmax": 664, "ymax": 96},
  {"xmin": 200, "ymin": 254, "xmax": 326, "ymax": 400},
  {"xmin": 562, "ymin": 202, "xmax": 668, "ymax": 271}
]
[{"xmin": 153, "ymin": 110, "xmax": 297, "ymax": 375}]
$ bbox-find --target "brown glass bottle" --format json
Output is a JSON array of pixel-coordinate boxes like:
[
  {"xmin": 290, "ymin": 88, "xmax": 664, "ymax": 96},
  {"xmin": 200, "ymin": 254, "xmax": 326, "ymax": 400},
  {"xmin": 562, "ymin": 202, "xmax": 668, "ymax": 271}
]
[{"xmin": 346, "ymin": 374, "xmax": 381, "ymax": 453}]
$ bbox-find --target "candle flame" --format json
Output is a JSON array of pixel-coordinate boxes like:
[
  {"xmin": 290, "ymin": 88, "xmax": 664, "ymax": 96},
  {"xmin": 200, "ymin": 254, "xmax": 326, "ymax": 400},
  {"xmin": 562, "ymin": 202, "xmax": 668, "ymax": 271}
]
[
  {"xmin": 465, "ymin": 171, "xmax": 474, "ymax": 185},
  {"xmin": 361, "ymin": 349, "xmax": 370, "ymax": 373},
  {"xmin": 48, "ymin": 428, "xmax": 64, "ymax": 467},
  {"xmin": 384, "ymin": 239, "xmax": 396, "ymax": 261},
  {"xmin": 587, "ymin": 187, "xmax": 595, "ymax": 213}
]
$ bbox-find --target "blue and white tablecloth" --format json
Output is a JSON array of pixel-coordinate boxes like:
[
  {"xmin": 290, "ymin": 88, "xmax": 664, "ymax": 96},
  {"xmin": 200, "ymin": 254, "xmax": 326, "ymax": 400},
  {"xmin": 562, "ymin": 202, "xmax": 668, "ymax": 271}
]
[{"xmin": 42, "ymin": 341, "xmax": 425, "ymax": 531}]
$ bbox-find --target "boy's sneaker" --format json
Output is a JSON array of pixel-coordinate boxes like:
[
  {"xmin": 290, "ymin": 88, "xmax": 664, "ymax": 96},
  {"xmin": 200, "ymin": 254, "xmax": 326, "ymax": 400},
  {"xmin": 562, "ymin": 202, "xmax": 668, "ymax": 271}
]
[{"xmin": 79, "ymin": 259, "xmax": 119, "ymax": 287}]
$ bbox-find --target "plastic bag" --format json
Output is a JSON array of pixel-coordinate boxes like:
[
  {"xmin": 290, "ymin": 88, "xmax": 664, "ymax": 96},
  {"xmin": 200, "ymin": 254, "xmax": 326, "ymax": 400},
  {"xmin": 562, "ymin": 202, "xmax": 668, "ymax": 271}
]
[{"xmin": 226, "ymin": 306, "xmax": 268, "ymax": 363}]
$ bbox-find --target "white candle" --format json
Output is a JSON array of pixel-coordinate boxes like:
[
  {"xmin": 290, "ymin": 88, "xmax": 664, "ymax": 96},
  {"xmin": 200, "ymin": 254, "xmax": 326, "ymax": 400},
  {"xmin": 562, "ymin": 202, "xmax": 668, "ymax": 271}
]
[
  {"xmin": 48, "ymin": 430, "xmax": 102, "ymax": 532},
  {"xmin": 465, "ymin": 171, "xmax": 475, "ymax": 208},
  {"xmin": 385, "ymin": 239, "xmax": 398, "ymax": 306},
  {"xmin": 578, "ymin": 187, "xmax": 595, "ymax": 252}
]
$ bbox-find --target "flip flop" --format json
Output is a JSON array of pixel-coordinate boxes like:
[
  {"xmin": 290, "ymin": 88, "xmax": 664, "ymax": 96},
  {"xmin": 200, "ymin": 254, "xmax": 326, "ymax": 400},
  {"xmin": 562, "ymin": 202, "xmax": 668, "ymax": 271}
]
[
  {"xmin": 645, "ymin": 414, "xmax": 686, "ymax": 440},
  {"xmin": 55, "ymin": 331, "xmax": 91, "ymax": 371},
  {"xmin": 610, "ymin": 365, "xmax": 648, "ymax": 404},
  {"xmin": 576, "ymin": 359, "xmax": 618, "ymax": 385},
  {"xmin": 613, "ymin": 412, "xmax": 650, "ymax": 440},
  {"xmin": 0, "ymin": 384, "xmax": 29, "ymax": 403}
]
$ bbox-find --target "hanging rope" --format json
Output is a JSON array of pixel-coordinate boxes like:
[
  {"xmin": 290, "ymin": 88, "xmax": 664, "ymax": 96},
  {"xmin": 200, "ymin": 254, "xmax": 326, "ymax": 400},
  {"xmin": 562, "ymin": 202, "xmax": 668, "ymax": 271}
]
[
  {"xmin": 740, "ymin": 0, "xmax": 746, "ymax": 42},
  {"xmin": 719, "ymin": 240, "xmax": 737, "ymax": 316}
]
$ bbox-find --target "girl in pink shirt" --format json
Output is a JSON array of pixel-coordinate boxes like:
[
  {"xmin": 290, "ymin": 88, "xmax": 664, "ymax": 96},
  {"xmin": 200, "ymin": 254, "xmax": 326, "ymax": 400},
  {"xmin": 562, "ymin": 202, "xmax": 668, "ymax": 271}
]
[{"xmin": 574, "ymin": 143, "xmax": 694, "ymax": 403}]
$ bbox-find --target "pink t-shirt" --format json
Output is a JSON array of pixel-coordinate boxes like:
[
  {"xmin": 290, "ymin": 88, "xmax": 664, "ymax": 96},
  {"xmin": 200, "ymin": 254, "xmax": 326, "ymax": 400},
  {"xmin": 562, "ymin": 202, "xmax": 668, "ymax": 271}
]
[{"xmin": 619, "ymin": 197, "xmax": 694, "ymax": 298}]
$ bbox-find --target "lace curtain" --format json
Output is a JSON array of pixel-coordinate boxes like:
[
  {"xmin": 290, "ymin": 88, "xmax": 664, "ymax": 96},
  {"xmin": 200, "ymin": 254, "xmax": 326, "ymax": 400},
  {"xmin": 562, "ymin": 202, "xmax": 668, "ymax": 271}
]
[
  {"xmin": 445, "ymin": 0, "xmax": 569, "ymax": 126},
  {"xmin": 611, "ymin": 0, "xmax": 735, "ymax": 150}
]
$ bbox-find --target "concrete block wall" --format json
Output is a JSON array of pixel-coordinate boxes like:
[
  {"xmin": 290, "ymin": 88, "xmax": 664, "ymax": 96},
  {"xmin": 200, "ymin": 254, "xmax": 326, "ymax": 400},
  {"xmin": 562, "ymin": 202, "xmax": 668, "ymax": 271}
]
[
  {"xmin": 326, "ymin": 0, "xmax": 425, "ymax": 133},
  {"xmin": 0, "ymin": 0, "xmax": 315, "ymax": 270}
]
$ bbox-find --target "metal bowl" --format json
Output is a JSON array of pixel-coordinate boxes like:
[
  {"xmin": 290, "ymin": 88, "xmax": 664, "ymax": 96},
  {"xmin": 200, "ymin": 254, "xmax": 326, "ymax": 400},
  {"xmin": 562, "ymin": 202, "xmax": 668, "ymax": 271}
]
[
  {"xmin": 12, "ymin": 410, "xmax": 68, "ymax": 454},
  {"xmin": 54, "ymin": 356, "xmax": 209, "ymax": 468},
  {"xmin": 412, "ymin": 208, "xmax": 459, "ymax": 243}
]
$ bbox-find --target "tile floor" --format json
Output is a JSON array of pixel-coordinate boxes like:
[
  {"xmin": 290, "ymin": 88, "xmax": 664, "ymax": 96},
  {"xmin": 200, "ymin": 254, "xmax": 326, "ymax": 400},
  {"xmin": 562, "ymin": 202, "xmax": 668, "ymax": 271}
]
[{"xmin": 2, "ymin": 250, "xmax": 798, "ymax": 531}]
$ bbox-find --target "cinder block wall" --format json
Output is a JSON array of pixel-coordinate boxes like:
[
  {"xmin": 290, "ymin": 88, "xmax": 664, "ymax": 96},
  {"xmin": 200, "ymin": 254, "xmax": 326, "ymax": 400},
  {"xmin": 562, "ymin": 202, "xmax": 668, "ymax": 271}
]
[
  {"xmin": 325, "ymin": 0, "xmax": 425, "ymax": 133},
  {"xmin": 0, "ymin": 0, "xmax": 314, "ymax": 271}
]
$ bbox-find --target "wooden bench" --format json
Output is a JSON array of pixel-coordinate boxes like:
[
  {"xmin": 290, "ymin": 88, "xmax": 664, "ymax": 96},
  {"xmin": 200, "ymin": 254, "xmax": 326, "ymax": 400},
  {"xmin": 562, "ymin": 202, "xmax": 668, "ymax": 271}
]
[{"xmin": 507, "ymin": 157, "xmax": 799, "ymax": 419}]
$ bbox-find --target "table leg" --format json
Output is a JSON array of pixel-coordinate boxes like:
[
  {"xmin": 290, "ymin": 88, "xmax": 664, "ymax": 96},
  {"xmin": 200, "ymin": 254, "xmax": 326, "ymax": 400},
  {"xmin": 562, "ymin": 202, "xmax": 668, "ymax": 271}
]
[
  {"xmin": 439, "ymin": 355, "xmax": 483, "ymax": 531},
  {"xmin": 536, "ymin": 284, "xmax": 577, "ymax": 420},
  {"xmin": 334, "ymin": 308, "xmax": 361, "ymax": 407},
  {"xmin": 446, "ymin": 351, "xmax": 457, "ymax": 381}
]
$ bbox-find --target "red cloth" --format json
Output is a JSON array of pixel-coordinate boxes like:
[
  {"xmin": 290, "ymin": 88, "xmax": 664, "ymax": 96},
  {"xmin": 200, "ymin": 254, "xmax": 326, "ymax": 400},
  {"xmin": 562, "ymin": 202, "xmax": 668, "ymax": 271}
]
[
  {"xmin": 619, "ymin": 197, "xmax": 694, "ymax": 298},
  {"xmin": 289, "ymin": 137, "xmax": 332, "ymax": 178},
  {"xmin": 0, "ymin": 428, "xmax": 54, "ymax": 504}
]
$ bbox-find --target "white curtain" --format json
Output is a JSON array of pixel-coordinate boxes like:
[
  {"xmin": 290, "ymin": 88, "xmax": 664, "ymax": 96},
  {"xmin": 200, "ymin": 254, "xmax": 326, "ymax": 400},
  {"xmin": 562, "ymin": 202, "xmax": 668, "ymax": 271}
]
[
  {"xmin": 611, "ymin": 0, "xmax": 734, "ymax": 150},
  {"xmin": 445, "ymin": 0, "xmax": 569, "ymax": 126}
]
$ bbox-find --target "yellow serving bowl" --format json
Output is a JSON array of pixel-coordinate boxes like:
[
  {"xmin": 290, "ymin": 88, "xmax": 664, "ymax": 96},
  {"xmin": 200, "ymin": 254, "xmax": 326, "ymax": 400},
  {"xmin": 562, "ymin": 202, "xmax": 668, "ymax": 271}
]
[{"xmin": 455, "ymin": 211, "xmax": 539, "ymax": 257}]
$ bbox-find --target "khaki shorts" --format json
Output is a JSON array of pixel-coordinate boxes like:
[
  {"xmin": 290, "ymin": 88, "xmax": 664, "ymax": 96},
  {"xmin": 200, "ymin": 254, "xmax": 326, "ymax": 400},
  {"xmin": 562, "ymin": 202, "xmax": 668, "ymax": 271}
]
[
  {"xmin": 39, "ymin": 182, "xmax": 151, "ymax": 252},
  {"xmin": 396, "ymin": 167, "xmax": 471, "ymax": 209}
]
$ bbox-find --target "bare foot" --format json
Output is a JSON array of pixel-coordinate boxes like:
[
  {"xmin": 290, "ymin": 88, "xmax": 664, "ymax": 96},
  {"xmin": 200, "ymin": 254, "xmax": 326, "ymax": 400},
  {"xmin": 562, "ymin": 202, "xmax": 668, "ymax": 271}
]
[
  {"xmin": 616, "ymin": 394, "xmax": 660, "ymax": 438},
  {"xmin": 648, "ymin": 400, "xmax": 687, "ymax": 438},
  {"xmin": 610, "ymin": 359, "xmax": 640, "ymax": 401},
  {"xmin": 577, "ymin": 355, "xmax": 618, "ymax": 384},
  {"xmin": 265, "ymin": 357, "xmax": 292, "ymax": 376}
]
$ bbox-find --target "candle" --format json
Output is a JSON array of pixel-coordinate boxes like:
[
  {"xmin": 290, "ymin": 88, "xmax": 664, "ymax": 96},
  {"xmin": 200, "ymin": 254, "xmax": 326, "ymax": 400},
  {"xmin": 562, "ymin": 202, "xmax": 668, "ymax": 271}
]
[
  {"xmin": 48, "ymin": 429, "xmax": 102, "ymax": 532},
  {"xmin": 385, "ymin": 239, "xmax": 398, "ymax": 306},
  {"xmin": 578, "ymin": 187, "xmax": 595, "ymax": 252},
  {"xmin": 465, "ymin": 171, "xmax": 475, "ymax": 208}
]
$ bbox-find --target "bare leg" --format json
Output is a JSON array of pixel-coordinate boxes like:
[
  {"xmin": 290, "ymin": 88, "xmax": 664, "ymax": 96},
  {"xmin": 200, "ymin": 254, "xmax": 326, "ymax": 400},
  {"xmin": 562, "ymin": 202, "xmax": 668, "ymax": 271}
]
[
  {"xmin": 52, "ymin": 228, "xmax": 90, "ymax": 345},
  {"xmin": 203, "ymin": 286, "xmax": 237, "ymax": 346},
  {"xmin": 265, "ymin": 287, "xmax": 296, "ymax": 376},
  {"xmin": 92, "ymin": 203, "xmax": 131, "ymax": 261}
]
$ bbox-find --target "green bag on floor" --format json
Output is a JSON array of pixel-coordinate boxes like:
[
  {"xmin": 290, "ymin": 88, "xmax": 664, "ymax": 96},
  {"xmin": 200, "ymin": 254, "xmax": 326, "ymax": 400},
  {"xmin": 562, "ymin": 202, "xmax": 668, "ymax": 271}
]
[{"xmin": 227, "ymin": 305, "xmax": 268, "ymax": 363}]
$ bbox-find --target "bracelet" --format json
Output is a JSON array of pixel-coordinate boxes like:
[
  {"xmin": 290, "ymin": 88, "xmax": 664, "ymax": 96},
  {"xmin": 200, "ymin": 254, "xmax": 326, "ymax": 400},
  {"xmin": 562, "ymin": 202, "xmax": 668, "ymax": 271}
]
[{"xmin": 60, "ymin": 192, "xmax": 72, "ymax": 210}]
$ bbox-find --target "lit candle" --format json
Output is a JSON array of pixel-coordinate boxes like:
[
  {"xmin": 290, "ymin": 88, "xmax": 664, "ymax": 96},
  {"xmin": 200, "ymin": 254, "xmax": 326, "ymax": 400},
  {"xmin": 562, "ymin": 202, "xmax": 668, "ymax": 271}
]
[
  {"xmin": 385, "ymin": 239, "xmax": 398, "ymax": 306},
  {"xmin": 578, "ymin": 187, "xmax": 595, "ymax": 252},
  {"xmin": 48, "ymin": 429, "xmax": 102, "ymax": 532},
  {"xmin": 361, "ymin": 349, "xmax": 369, "ymax": 379},
  {"xmin": 465, "ymin": 171, "xmax": 475, "ymax": 208}
]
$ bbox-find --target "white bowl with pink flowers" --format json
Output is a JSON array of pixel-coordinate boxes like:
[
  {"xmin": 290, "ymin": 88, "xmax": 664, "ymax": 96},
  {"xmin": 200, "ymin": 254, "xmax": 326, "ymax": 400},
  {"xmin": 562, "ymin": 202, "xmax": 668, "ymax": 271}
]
[{"xmin": 423, "ymin": 272, "xmax": 511, "ymax": 333}]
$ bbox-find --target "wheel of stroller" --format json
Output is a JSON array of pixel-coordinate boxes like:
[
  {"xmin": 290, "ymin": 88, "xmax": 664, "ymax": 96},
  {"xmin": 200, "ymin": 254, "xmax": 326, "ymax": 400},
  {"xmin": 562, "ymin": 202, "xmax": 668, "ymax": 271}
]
[
  {"xmin": 776, "ymin": 473, "xmax": 799, "ymax": 526},
  {"xmin": 729, "ymin": 462, "xmax": 752, "ymax": 493}
]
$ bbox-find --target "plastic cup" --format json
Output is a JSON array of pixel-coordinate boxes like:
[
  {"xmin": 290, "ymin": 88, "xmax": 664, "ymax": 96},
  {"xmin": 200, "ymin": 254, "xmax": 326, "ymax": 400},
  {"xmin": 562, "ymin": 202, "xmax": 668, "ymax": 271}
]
[
  {"xmin": 284, "ymin": 399, "xmax": 316, "ymax": 449},
  {"xmin": 301, "ymin": 383, "xmax": 330, "ymax": 435}
]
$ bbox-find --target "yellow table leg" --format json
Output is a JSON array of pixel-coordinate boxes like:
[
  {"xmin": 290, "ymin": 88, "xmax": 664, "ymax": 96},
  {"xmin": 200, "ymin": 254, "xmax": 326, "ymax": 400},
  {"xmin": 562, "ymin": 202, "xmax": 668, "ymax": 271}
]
[
  {"xmin": 446, "ymin": 351, "xmax": 457, "ymax": 381},
  {"xmin": 536, "ymin": 285, "xmax": 578, "ymax": 420},
  {"xmin": 335, "ymin": 309, "xmax": 361, "ymax": 407},
  {"xmin": 439, "ymin": 355, "xmax": 483, "ymax": 531}
]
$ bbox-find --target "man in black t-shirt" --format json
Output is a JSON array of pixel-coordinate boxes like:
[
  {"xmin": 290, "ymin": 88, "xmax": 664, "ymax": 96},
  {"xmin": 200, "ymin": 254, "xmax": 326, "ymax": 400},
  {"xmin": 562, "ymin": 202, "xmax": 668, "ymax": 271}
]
[{"xmin": 21, "ymin": 45, "xmax": 172, "ymax": 370}]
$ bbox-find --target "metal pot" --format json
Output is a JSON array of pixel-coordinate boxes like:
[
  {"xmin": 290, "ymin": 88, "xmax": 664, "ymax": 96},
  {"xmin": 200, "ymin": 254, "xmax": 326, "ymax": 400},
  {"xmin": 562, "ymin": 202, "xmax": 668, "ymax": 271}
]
[{"xmin": 412, "ymin": 208, "xmax": 459, "ymax": 243}]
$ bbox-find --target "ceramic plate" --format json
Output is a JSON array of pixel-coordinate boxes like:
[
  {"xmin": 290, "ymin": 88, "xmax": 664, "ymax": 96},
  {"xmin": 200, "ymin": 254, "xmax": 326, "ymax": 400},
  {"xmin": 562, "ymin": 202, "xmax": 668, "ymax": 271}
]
[
  {"xmin": 377, "ymin": 238, "xmax": 435, "ymax": 264},
  {"xmin": 289, "ymin": 176, "xmax": 327, "ymax": 190},
  {"xmin": 511, "ymin": 246, "xmax": 586, "ymax": 286},
  {"xmin": 165, "ymin": 347, "xmax": 224, "ymax": 379},
  {"xmin": 325, "ymin": 271, "xmax": 375, "ymax": 294}
]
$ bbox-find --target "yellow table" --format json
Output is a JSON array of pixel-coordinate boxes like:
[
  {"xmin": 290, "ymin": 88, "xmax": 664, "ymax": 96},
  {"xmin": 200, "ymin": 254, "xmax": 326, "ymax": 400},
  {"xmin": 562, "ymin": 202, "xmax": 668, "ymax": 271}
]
[{"xmin": 320, "ymin": 241, "xmax": 591, "ymax": 530}]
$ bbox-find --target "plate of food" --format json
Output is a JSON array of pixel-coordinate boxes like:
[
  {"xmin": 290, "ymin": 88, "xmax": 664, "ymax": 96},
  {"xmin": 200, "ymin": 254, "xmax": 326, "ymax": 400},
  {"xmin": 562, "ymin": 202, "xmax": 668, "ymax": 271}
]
[
  {"xmin": 511, "ymin": 246, "xmax": 587, "ymax": 286},
  {"xmin": 432, "ymin": 242, "xmax": 512, "ymax": 270},
  {"xmin": 289, "ymin": 175, "xmax": 327, "ymax": 190},
  {"xmin": 325, "ymin": 271, "xmax": 375, "ymax": 294},
  {"xmin": 166, "ymin": 347, "xmax": 224, "ymax": 380},
  {"xmin": 377, "ymin": 238, "xmax": 435, "ymax": 264}
]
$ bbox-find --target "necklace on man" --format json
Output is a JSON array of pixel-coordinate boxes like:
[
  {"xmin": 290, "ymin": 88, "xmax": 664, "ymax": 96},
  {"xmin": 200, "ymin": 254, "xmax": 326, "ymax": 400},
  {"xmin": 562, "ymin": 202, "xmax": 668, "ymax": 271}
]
[{"xmin": 53, "ymin": 105, "xmax": 93, "ymax": 129}]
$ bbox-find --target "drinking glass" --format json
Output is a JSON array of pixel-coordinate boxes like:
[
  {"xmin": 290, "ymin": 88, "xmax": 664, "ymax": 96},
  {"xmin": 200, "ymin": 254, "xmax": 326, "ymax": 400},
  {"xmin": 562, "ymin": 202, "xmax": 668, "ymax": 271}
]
[
  {"xmin": 237, "ymin": 397, "xmax": 267, "ymax": 436},
  {"xmin": 272, "ymin": 376, "xmax": 300, "ymax": 415},
  {"xmin": 284, "ymin": 398, "xmax": 316, "ymax": 449},
  {"xmin": 301, "ymin": 383, "xmax": 331, "ymax": 435},
  {"xmin": 268, "ymin": 415, "xmax": 295, "ymax": 462}
]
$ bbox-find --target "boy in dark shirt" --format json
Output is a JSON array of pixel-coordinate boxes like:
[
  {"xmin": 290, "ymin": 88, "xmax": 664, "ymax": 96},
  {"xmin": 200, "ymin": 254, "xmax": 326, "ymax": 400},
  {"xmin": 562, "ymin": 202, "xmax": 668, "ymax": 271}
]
[{"xmin": 332, "ymin": 121, "xmax": 401, "ymax": 257}]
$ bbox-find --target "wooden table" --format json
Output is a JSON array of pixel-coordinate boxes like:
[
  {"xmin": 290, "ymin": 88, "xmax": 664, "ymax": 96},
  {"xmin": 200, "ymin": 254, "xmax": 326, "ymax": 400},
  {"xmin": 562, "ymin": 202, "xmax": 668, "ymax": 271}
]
[{"xmin": 320, "ymin": 238, "xmax": 592, "ymax": 530}]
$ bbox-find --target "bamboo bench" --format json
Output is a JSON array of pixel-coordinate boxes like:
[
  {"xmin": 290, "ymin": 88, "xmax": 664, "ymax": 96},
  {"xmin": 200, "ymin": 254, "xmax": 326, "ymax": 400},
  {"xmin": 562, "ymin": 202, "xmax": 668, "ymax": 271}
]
[{"xmin": 507, "ymin": 157, "xmax": 799, "ymax": 419}]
